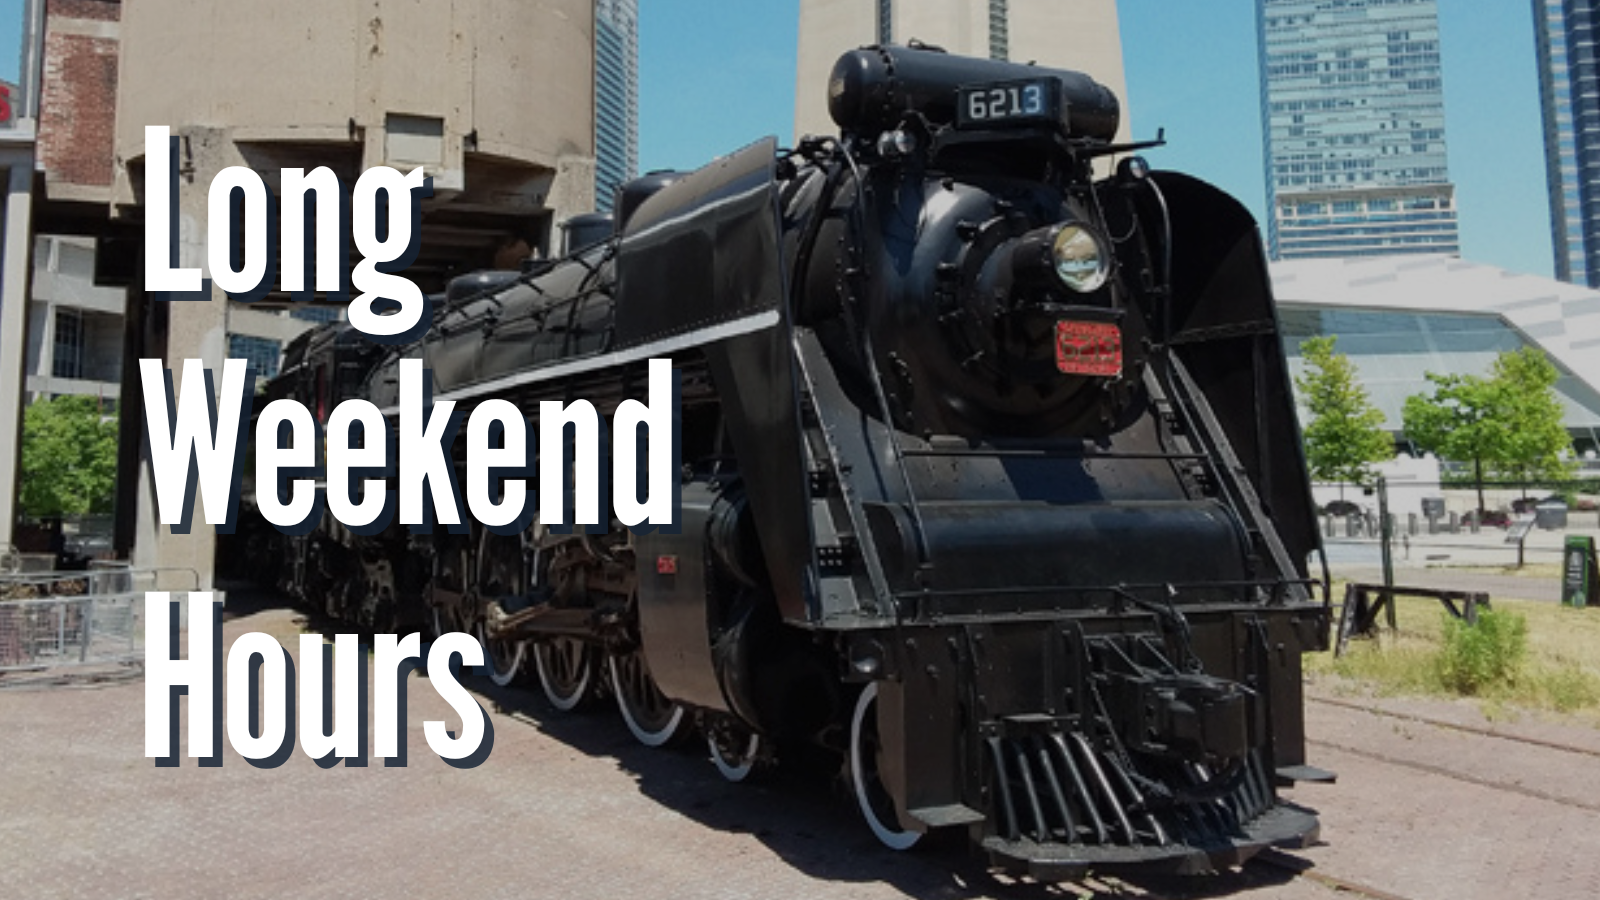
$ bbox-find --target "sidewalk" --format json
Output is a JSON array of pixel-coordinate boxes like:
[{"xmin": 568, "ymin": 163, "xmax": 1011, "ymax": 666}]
[
  {"xmin": 1322, "ymin": 527, "xmax": 1586, "ymax": 602},
  {"xmin": 1334, "ymin": 566, "xmax": 1562, "ymax": 602}
]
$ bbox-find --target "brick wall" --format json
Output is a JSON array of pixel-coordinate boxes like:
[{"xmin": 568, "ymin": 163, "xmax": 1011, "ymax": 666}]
[
  {"xmin": 50, "ymin": 0, "xmax": 120, "ymax": 21},
  {"xmin": 37, "ymin": 0, "xmax": 121, "ymax": 193}
]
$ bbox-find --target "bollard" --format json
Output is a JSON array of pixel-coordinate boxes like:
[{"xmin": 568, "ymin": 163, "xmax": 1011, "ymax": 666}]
[
  {"xmin": 1449, "ymin": 512, "xmax": 1460, "ymax": 534},
  {"xmin": 1468, "ymin": 511, "xmax": 1480, "ymax": 534},
  {"xmin": 1346, "ymin": 516, "xmax": 1358, "ymax": 538},
  {"xmin": 1408, "ymin": 513, "xmax": 1419, "ymax": 537}
]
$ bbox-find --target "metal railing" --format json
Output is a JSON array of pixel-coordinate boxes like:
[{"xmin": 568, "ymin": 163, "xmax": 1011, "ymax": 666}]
[
  {"xmin": 0, "ymin": 566, "xmax": 200, "ymax": 688},
  {"xmin": 0, "ymin": 564, "xmax": 200, "ymax": 597}
]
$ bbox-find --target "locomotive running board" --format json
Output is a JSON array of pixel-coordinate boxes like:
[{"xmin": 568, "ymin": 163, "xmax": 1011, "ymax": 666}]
[
  {"xmin": 377, "ymin": 309, "xmax": 781, "ymax": 415},
  {"xmin": 1275, "ymin": 764, "xmax": 1337, "ymax": 784},
  {"xmin": 909, "ymin": 804, "xmax": 986, "ymax": 828}
]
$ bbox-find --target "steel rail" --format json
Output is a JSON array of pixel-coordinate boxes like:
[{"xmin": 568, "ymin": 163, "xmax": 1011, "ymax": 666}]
[
  {"xmin": 1308, "ymin": 737, "xmax": 1600, "ymax": 814},
  {"xmin": 1308, "ymin": 694, "xmax": 1600, "ymax": 760}
]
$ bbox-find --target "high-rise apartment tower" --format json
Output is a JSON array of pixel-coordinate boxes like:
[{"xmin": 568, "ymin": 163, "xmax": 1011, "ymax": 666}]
[
  {"xmin": 596, "ymin": 0, "xmax": 639, "ymax": 213},
  {"xmin": 796, "ymin": 0, "xmax": 1128, "ymax": 143},
  {"xmin": 1532, "ymin": 0, "xmax": 1599, "ymax": 285},
  {"xmin": 1257, "ymin": 0, "xmax": 1460, "ymax": 259}
]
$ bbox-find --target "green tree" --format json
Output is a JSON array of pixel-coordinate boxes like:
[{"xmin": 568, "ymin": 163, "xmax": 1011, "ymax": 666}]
[
  {"xmin": 1491, "ymin": 347, "xmax": 1574, "ymax": 488},
  {"xmin": 1403, "ymin": 373, "xmax": 1509, "ymax": 513},
  {"xmin": 1295, "ymin": 336, "xmax": 1394, "ymax": 491},
  {"xmin": 1403, "ymin": 349, "xmax": 1576, "ymax": 511},
  {"xmin": 19, "ymin": 395, "xmax": 119, "ymax": 518}
]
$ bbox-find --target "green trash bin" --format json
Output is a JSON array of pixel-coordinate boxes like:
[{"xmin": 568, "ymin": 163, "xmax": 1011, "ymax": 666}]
[{"xmin": 1563, "ymin": 535, "xmax": 1599, "ymax": 608}]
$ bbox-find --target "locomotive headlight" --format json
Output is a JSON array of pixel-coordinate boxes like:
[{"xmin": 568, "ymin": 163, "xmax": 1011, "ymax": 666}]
[{"xmin": 1052, "ymin": 225, "xmax": 1109, "ymax": 293}]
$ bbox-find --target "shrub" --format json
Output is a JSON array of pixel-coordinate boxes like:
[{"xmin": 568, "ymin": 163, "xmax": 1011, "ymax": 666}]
[{"xmin": 1435, "ymin": 609, "xmax": 1527, "ymax": 695}]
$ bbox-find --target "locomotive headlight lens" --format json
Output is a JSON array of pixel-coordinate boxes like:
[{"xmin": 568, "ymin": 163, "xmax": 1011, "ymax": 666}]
[{"xmin": 1052, "ymin": 225, "xmax": 1109, "ymax": 293}]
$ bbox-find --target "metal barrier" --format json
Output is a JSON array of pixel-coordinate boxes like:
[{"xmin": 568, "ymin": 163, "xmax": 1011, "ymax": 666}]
[
  {"xmin": 0, "ymin": 568, "xmax": 200, "ymax": 688},
  {"xmin": 0, "ymin": 565, "xmax": 199, "ymax": 598}
]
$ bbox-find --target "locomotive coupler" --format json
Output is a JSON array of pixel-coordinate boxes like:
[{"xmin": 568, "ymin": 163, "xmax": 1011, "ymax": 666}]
[{"xmin": 1106, "ymin": 670, "xmax": 1251, "ymax": 769}]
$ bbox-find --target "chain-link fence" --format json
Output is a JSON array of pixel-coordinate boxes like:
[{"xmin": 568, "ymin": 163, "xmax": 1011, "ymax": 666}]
[{"xmin": 0, "ymin": 565, "xmax": 199, "ymax": 688}]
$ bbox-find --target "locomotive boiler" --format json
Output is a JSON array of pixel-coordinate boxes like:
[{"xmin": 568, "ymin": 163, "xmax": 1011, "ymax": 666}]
[{"xmin": 240, "ymin": 44, "xmax": 1333, "ymax": 878}]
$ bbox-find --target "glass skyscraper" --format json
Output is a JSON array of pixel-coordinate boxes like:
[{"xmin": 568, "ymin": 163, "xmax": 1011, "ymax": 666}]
[
  {"xmin": 1533, "ymin": 0, "xmax": 1598, "ymax": 286},
  {"xmin": 595, "ymin": 0, "xmax": 638, "ymax": 213},
  {"xmin": 1257, "ymin": 0, "xmax": 1460, "ymax": 260}
]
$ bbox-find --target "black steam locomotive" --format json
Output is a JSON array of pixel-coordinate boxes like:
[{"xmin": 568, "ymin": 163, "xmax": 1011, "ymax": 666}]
[{"xmin": 238, "ymin": 45, "xmax": 1332, "ymax": 878}]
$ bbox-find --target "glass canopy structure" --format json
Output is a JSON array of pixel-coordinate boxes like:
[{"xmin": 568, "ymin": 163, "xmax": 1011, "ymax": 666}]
[{"xmin": 1272, "ymin": 255, "xmax": 1600, "ymax": 456}]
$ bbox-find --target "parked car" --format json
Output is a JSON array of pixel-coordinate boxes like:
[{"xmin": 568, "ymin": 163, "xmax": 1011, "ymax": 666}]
[{"xmin": 1321, "ymin": 500, "xmax": 1363, "ymax": 517}]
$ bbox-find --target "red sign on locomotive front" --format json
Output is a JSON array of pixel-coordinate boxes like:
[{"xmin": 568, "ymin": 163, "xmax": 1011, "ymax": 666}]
[{"xmin": 1055, "ymin": 320, "xmax": 1122, "ymax": 377}]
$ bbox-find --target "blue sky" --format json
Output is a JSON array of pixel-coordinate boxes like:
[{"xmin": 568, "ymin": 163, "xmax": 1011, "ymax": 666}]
[
  {"xmin": 0, "ymin": 1, "xmax": 14, "ymax": 92},
  {"xmin": 0, "ymin": 1, "xmax": 1554, "ymax": 276},
  {"xmin": 641, "ymin": 0, "xmax": 1554, "ymax": 278}
]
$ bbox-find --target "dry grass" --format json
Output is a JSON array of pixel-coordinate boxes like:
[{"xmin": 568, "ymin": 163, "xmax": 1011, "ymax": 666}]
[{"xmin": 1306, "ymin": 590, "xmax": 1600, "ymax": 724}]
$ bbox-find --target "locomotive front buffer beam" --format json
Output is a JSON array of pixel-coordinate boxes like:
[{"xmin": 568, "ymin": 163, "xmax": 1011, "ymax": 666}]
[{"xmin": 848, "ymin": 604, "xmax": 1327, "ymax": 877}]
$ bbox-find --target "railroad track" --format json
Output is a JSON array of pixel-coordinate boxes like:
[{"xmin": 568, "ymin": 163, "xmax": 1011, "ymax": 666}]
[
  {"xmin": 1307, "ymin": 737, "xmax": 1600, "ymax": 814},
  {"xmin": 1308, "ymin": 694, "xmax": 1600, "ymax": 760},
  {"xmin": 1232, "ymin": 693, "xmax": 1600, "ymax": 900},
  {"xmin": 1306, "ymin": 694, "xmax": 1600, "ymax": 814}
]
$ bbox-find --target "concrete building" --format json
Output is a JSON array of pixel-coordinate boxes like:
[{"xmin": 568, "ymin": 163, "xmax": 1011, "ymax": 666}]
[
  {"xmin": 1257, "ymin": 0, "xmax": 1461, "ymax": 260},
  {"xmin": 595, "ymin": 0, "xmax": 639, "ymax": 213},
  {"xmin": 1273, "ymin": 255, "xmax": 1600, "ymax": 458},
  {"xmin": 114, "ymin": 0, "xmax": 597, "ymax": 586},
  {"xmin": 795, "ymin": 0, "xmax": 1129, "ymax": 142},
  {"xmin": 23, "ymin": 235, "xmax": 125, "ymax": 407},
  {"xmin": 0, "ymin": 0, "xmax": 603, "ymax": 584},
  {"xmin": 1532, "ymin": 0, "xmax": 1599, "ymax": 286}
]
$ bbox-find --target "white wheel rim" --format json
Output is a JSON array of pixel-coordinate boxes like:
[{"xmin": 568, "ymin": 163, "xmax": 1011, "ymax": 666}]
[
  {"xmin": 533, "ymin": 640, "xmax": 593, "ymax": 712},
  {"xmin": 709, "ymin": 732, "xmax": 762, "ymax": 783},
  {"xmin": 851, "ymin": 682, "xmax": 921, "ymax": 850},
  {"xmin": 608, "ymin": 654, "xmax": 684, "ymax": 747},
  {"xmin": 476, "ymin": 622, "xmax": 525, "ymax": 688}
]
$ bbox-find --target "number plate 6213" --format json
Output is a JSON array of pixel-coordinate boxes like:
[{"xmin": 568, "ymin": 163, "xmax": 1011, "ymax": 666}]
[{"xmin": 957, "ymin": 79, "xmax": 1059, "ymax": 128}]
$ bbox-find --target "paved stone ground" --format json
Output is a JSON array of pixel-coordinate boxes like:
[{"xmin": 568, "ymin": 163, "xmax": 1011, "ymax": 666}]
[{"xmin": 5, "ymin": 590, "xmax": 1596, "ymax": 899}]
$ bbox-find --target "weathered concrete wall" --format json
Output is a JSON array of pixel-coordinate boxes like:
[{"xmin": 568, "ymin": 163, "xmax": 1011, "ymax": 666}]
[
  {"xmin": 112, "ymin": 0, "xmax": 595, "ymax": 198},
  {"xmin": 1009, "ymin": 0, "xmax": 1128, "ymax": 142},
  {"xmin": 98, "ymin": 0, "xmax": 599, "ymax": 588},
  {"xmin": 795, "ymin": 0, "xmax": 874, "ymax": 140}
]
